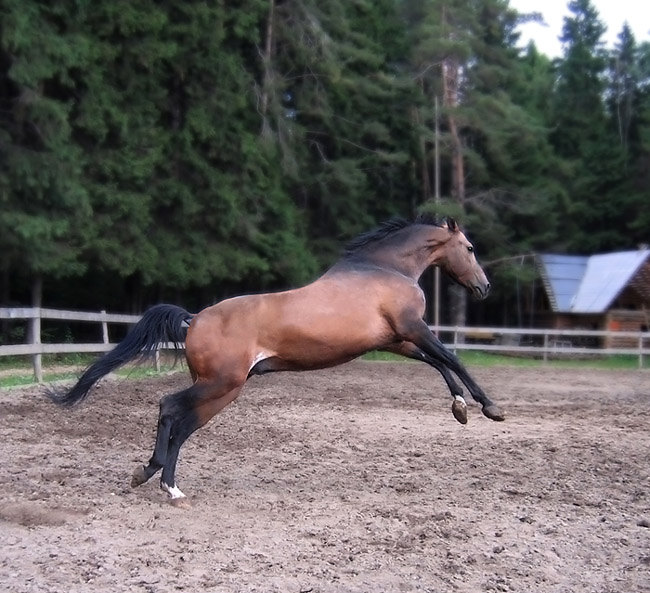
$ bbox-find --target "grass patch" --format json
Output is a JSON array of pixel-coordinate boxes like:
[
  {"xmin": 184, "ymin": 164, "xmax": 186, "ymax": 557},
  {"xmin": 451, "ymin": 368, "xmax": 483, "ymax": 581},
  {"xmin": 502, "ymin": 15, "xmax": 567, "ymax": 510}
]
[
  {"xmin": 362, "ymin": 349, "xmax": 645, "ymax": 370},
  {"xmin": 457, "ymin": 350, "xmax": 643, "ymax": 369},
  {"xmin": 0, "ymin": 361, "xmax": 183, "ymax": 390},
  {"xmin": 0, "ymin": 353, "xmax": 97, "ymax": 371},
  {"xmin": 1, "ymin": 350, "xmax": 645, "ymax": 390},
  {"xmin": 113, "ymin": 364, "xmax": 183, "ymax": 380},
  {"xmin": 361, "ymin": 351, "xmax": 403, "ymax": 362},
  {"xmin": 1, "ymin": 371, "xmax": 80, "ymax": 389}
]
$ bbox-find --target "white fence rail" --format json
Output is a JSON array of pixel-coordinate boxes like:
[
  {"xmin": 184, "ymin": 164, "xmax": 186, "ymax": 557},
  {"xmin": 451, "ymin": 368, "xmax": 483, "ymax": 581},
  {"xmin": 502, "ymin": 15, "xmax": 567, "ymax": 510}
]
[
  {"xmin": 432, "ymin": 325, "xmax": 649, "ymax": 366},
  {"xmin": 1, "ymin": 308, "xmax": 649, "ymax": 383}
]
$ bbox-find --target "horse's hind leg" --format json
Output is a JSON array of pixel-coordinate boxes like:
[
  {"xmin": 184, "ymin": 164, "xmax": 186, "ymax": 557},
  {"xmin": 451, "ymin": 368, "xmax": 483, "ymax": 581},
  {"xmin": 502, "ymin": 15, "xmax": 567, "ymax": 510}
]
[
  {"xmin": 130, "ymin": 411, "xmax": 169, "ymax": 487},
  {"xmin": 131, "ymin": 385, "xmax": 204, "ymax": 489},
  {"xmin": 159, "ymin": 385, "xmax": 243, "ymax": 501}
]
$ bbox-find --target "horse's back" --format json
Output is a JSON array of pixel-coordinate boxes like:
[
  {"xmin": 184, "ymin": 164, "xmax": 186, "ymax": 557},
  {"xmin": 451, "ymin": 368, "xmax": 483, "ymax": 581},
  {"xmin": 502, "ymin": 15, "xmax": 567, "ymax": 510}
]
[{"xmin": 185, "ymin": 268, "xmax": 425, "ymax": 374}]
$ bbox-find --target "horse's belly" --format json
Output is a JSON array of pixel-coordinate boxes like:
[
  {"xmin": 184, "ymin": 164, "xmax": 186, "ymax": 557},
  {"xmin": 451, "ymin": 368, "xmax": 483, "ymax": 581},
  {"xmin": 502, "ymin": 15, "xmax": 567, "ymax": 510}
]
[{"xmin": 269, "ymin": 312, "xmax": 393, "ymax": 368}]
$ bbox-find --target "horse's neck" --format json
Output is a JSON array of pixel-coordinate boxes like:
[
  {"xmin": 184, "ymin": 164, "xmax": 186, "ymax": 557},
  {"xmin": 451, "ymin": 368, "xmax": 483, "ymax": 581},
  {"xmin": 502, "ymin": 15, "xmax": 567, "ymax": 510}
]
[
  {"xmin": 345, "ymin": 248, "xmax": 428, "ymax": 280},
  {"xmin": 336, "ymin": 227, "xmax": 449, "ymax": 280}
]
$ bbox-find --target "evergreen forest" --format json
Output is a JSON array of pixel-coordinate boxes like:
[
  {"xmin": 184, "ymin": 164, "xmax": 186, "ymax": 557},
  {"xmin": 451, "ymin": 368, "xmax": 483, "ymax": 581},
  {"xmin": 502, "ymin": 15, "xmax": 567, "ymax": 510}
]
[{"xmin": 1, "ymin": 0, "xmax": 649, "ymax": 330}]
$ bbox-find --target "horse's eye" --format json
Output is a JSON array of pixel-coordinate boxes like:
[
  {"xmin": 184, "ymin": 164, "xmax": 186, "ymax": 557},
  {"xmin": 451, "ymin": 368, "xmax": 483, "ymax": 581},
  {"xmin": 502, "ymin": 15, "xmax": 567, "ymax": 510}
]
[{"xmin": 467, "ymin": 245, "xmax": 474, "ymax": 253}]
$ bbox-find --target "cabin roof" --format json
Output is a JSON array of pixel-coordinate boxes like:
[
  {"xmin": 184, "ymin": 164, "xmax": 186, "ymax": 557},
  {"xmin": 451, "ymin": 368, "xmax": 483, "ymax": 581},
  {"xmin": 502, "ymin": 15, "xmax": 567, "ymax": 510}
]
[{"xmin": 537, "ymin": 250, "xmax": 650, "ymax": 313}]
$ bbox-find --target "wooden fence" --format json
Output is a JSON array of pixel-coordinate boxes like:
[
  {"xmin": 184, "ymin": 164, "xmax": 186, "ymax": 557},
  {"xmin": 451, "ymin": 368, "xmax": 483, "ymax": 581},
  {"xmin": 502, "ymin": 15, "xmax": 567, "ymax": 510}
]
[
  {"xmin": 0, "ymin": 307, "xmax": 141, "ymax": 382},
  {"xmin": 436, "ymin": 325, "xmax": 649, "ymax": 366},
  {"xmin": 1, "ymin": 307, "xmax": 649, "ymax": 382}
]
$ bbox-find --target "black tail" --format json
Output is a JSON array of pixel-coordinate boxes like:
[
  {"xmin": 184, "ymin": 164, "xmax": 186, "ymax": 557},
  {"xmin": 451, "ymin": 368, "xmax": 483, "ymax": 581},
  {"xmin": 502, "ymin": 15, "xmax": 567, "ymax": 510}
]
[{"xmin": 48, "ymin": 304, "xmax": 194, "ymax": 407}]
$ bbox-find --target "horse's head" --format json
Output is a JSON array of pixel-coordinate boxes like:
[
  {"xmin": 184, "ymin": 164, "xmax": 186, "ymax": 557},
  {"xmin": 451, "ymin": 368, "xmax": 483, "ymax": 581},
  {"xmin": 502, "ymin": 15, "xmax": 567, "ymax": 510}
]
[{"xmin": 437, "ymin": 218, "xmax": 490, "ymax": 300}]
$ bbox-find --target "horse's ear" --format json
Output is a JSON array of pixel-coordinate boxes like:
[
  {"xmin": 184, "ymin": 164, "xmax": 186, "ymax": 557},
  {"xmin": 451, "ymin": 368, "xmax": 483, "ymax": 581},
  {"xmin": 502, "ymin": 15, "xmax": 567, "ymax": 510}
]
[{"xmin": 446, "ymin": 217, "xmax": 458, "ymax": 232}]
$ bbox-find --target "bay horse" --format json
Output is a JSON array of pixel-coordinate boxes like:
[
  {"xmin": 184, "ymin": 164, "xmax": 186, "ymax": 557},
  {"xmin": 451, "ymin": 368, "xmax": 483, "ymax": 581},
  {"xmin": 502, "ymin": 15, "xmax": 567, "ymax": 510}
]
[{"xmin": 50, "ymin": 216, "xmax": 504, "ymax": 503}]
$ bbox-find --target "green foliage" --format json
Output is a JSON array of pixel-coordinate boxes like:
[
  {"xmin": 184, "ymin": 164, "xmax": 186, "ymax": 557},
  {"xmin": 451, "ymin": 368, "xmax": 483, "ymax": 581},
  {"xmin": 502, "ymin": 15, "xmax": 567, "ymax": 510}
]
[
  {"xmin": 0, "ymin": 1, "xmax": 93, "ymax": 284},
  {"xmin": 1, "ymin": 0, "xmax": 648, "ymax": 323},
  {"xmin": 546, "ymin": 0, "xmax": 650, "ymax": 253},
  {"xmin": 260, "ymin": 0, "xmax": 418, "ymax": 265},
  {"xmin": 405, "ymin": 0, "xmax": 564, "ymax": 297}
]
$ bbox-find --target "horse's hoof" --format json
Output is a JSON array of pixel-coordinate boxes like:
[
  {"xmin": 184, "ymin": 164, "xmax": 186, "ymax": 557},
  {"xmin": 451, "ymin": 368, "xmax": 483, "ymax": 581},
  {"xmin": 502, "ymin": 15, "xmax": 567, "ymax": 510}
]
[
  {"xmin": 131, "ymin": 465, "xmax": 148, "ymax": 488},
  {"xmin": 482, "ymin": 404, "xmax": 505, "ymax": 421},
  {"xmin": 451, "ymin": 398, "xmax": 468, "ymax": 425},
  {"xmin": 170, "ymin": 497, "xmax": 192, "ymax": 509}
]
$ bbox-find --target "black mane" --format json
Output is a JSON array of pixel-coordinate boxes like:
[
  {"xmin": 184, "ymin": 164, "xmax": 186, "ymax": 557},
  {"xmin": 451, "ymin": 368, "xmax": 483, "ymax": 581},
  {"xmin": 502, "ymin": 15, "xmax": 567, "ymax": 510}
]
[{"xmin": 344, "ymin": 214, "xmax": 442, "ymax": 256}]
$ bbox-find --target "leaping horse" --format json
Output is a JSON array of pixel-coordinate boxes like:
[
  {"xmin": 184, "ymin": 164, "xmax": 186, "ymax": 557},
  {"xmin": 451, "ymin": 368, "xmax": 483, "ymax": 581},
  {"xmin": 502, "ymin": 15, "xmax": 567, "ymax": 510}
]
[{"xmin": 50, "ymin": 216, "xmax": 504, "ymax": 503}]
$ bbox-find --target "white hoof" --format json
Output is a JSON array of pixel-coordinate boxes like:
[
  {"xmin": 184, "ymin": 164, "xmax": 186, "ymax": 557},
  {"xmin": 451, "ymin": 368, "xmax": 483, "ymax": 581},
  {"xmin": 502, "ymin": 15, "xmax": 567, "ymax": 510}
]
[
  {"xmin": 451, "ymin": 395, "xmax": 468, "ymax": 425},
  {"xmin": 161, "ymin": 481, "xmax": 186, "ymax": 500}
]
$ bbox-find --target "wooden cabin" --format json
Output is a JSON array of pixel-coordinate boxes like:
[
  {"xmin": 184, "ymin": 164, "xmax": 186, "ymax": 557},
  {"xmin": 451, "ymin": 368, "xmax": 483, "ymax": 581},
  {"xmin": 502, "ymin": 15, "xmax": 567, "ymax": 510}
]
[{"xmin": 534, "ymin": 249, "xmax": 650, "ymax": 348}]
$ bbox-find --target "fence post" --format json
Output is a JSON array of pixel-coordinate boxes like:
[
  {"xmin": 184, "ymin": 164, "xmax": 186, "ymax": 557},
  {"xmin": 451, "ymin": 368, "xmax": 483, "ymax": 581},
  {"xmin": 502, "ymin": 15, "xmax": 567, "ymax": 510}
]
[
  {"xmin": 101, "ymin": 310, "xmax": 109, "ymax": 344},
  {"xmin": 640, "ymin": 333, "xmax": 644, "ymax": 370},
  {"xmin": 543, "ymin": 333, "xmax": 549, "ymax": 364},
  {"xmin": 27, "ymin": 308, "xmax": 43, "ymax": 383}
]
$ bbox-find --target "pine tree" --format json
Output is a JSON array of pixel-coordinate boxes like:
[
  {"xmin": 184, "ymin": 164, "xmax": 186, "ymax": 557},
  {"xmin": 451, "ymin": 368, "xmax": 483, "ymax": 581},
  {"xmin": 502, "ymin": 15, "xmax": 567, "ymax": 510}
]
[
  {"xmin": 403, "ymin": 0, "xmax": 563, "ymax": 324},
  {"xmin": 609, "ymin": 24, "xmax": 638, "ymax": 156},
  {"xmin": 552, "ymin": 0, "xmax": 607, "ymax": 159},
  {"xmin": 608, "ymin": 35, "xmax": 650, "ymax": 244},
  {"xmin": 549, "ymin": 0, "xmax": 642, "ymax": 252},
  {"xmin": 66, "ymin": 0, "xmax": 317, "ymax": 306},
  {"xmin": 262, "ymin": 0, "xmax": 417, "ymax": 263},
  {"xmin": 0, "ymin": 0, "xmax": 93, "ymax": 306}
]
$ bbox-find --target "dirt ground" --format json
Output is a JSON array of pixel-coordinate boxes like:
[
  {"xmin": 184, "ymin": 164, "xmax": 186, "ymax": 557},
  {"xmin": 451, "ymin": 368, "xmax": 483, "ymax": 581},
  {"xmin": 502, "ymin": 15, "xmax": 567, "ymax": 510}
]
[{"xmin": 0, "ymin": 362, "xmax": 649, "ymax": 593}]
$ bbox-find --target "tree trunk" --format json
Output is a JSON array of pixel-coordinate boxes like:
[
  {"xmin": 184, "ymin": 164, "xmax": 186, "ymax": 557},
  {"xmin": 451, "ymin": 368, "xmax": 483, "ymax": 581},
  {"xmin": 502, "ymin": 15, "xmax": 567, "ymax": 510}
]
[
  {"xmin": 260, "ymin": 0, "xmax": 276, "ymax": 140},
  {"xmin": 442, "ymin": 56, "xmax": 468, "ymax": 332},
  {"xmin": 412, "ymin": 100, "xmax": 430, "ymax": 203},
  {"xmin": 442, "ymin": 57, "xmax": 466, "ymax": 206}
]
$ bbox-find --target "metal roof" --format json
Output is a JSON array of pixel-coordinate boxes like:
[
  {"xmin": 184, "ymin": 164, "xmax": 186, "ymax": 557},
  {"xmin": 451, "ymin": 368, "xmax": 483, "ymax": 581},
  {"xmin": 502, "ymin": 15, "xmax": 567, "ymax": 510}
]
[{"xmin": 538, "ymin": 250, "xmax": 650, "ymax": 313}]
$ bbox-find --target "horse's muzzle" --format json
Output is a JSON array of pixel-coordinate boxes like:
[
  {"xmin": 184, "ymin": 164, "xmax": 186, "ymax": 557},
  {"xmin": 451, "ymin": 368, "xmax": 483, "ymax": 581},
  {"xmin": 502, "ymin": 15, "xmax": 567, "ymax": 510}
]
[{"xmin": 472, "ymin": 282, "xmax": 490, "ymax": 300}]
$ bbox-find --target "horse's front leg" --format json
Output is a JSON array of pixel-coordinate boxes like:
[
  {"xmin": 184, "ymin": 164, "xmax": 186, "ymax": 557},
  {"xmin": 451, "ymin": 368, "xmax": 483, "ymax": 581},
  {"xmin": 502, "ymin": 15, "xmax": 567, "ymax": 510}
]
[
  {"xmin": 382, "ymin": 342, "xmax": 469, "ymax": 424},
  {"xmin": 398, "ymin": 319, "xmax": 505, "ymax": 421}
]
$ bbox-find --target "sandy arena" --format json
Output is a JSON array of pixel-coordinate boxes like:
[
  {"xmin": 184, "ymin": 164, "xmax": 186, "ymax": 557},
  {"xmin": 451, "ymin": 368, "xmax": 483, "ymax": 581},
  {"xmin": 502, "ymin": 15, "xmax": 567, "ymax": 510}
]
[{"xmin": 1, "ymin": 362, "xmax": 649, "ymax": 592}]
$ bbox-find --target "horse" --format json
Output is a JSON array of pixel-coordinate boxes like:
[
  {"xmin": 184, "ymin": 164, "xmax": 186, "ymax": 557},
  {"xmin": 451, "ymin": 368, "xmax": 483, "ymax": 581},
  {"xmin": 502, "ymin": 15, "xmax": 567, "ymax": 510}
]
[{"xmin": 49, "ymin": 216, "xmax": 505, "ymax": 503}]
